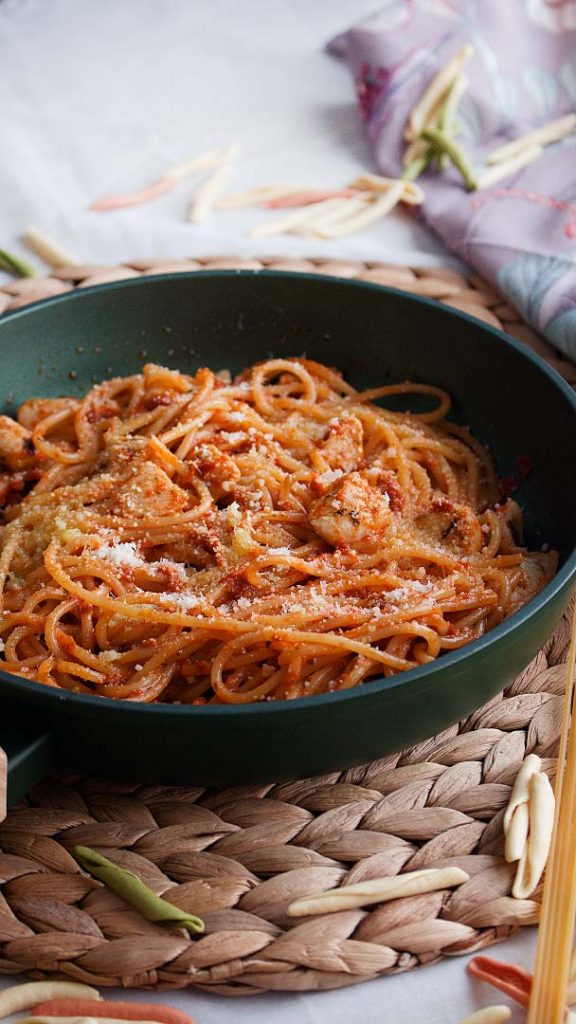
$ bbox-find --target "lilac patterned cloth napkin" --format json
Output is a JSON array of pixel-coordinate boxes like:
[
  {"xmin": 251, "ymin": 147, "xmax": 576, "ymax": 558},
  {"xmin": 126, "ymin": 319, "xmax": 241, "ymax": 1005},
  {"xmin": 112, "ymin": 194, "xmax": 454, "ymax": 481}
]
[{"xmin": 329, "ymin": 1, "xmax": 576, "ymax": 362}]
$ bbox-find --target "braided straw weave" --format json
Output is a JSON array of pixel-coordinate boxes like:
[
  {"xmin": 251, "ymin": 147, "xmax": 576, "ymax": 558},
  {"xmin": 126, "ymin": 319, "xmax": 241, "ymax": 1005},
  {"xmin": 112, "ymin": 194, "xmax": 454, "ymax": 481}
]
[
  {"xmin": 0, "ymin": 257, "xmax": 573, "ymax": 993},
  {"xmin": 0, "ymin": 607, "xmax": 571, "ymax": 993}
]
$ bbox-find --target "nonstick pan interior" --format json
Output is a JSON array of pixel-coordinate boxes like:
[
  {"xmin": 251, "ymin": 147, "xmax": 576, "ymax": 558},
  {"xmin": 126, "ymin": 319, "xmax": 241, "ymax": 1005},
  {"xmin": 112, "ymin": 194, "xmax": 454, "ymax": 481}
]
[{"xmin": 0, "ymin": 271, "xmax": 574, "ymax": 789}]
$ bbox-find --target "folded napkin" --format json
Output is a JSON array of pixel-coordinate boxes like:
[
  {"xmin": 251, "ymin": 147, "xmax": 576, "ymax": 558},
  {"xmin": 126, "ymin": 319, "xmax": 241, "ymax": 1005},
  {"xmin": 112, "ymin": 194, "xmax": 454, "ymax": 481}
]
[{"xmin": 330, "ymin": 1, "xmax": 576, "ymax": 362}]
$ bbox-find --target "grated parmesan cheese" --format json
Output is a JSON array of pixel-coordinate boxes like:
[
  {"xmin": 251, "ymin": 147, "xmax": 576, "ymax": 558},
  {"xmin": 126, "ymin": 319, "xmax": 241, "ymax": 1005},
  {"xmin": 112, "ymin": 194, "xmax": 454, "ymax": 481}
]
[
  {"xmin": 384, "ymin": 580, "xmax": 434, "ymax": 603},
  {"xmin": 160, "ymin": 592, "xmax": 204, "ymax": 611},
  {"xmin": 220, "ymin": 431, "xmax": 247, "ymax": 444},
  {"xmin": 409, "ymin": 580, "xmax": 434, "ymax": 593},
  {"xmin": 225, "ymin": 501, "xmax": 242, "ymax": 526},
  {"xmin": 99, "ymin": 650, "xmax": 120, "ymax": 663},
  {"xmin": 233, "ymin": 526, "xmax": 257, "ymax": 555},
  {"xmin": 93, "ymin": 540, "xmax": 145, "ymax": 568},
  {"xmin": 91, "ymin": 540, "xmax": 190, "ymax": 580}
]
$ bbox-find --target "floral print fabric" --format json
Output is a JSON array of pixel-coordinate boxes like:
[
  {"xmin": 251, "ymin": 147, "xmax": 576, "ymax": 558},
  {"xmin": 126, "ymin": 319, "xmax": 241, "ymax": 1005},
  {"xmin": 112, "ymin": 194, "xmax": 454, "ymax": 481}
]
[{"xmin": 330, "ymin": 0, "xmax": 576, "ymax": 361}]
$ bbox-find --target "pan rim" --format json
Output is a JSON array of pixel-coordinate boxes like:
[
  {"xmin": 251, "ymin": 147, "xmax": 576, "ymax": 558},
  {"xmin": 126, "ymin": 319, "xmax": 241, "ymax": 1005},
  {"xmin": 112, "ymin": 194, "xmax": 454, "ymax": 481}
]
[{"xmin": 0, "ymin": 269, "xmax": 575, "ymax": 717}]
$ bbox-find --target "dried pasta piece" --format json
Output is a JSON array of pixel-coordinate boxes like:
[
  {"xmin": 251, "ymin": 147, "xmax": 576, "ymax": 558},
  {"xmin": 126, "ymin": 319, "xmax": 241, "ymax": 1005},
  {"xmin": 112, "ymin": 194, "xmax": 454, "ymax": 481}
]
[
  {"xmin": 436, "ymin": 73, "xmax": 468, "ymax": 171},
  {"xmin": 0, "ymin": 984, "xmax": 101, "ymax": 1020},
  {"xmin": 406, "ymin": 44, "xmax": 474, "ymax": 141},
  {"xmin": 503, "ymin": 753, "xmax": 542, "ymax": 833},
  {"xmin": 90, "ymin": 146, "xmax": 229, "ymax": 211},
  {"xmin": 504, "ymin": 799, "xmax": 529, "ymax": 864},
  {"xmin": 249, "ymin": 198, "xmax": 359, "ymax": 238},
  {"xmin": 468, "ymin": 956, "xmax": 532, "ymax": 1009},
  {"xmin": 216, "ymin": 183, "xmax": 303, "ymax": 208},
  {"xmin": 74, "ymin": 844, "xmax": 204, "ymax": 933},
  {"xmin": 403, "ymin": 71, "xmax": 469, "ymax": 177},
  {"xmin": 402, "ymin": 136, "xmax": 428, "ymax": 169},
  {"xmin": 23, "ymin": 1018, "xmax": 175, "ymax": 1024},
  {"xmin": 287, "ymin": 865, "xmax": 468, "ymax": 917},
  {"xmin": 486, "ymin": 113, "xmax": 576, "ymax": 165},
  {"xmin": 440, "ymin": 74, "xmax": 468, "ymax": 135},
  {"xmin": 458, "ymin": 1008, "xmax": 511, "ymax": 1024},
  {"xmin": 503, "ymin": 752, "xmax": 542, "ymax": 864},
  {"xmin": 350, "ymin": 173, "xmax": 424, "ymax": 205},
  {"xmin": 22, "ymin": 227, "xmax": 77, "ymax": 269},
  {"xmin": 187, "ymin": 144, "xmax": 239, "ymax": 223},
  {"xmin": 512, "ymin": 771, "xmax": 555, "ymax": 899},
  {"xmin": 264, "ymin": 188, "xmax": 361, "ymax": 208},
  {"xmin": 293, "ymin": 197, "xmax": 372, "ymax": 236},
  {"xmin": 30, "ymin": 1000, "xmax": 195, "ymax": 1024},
  {"xmin": 421, "ymin": 127, "xmax": 477, "ymax": 190},
  {"xmin": 249, "ymin": 205, "xmax": 323, "ymax": 237},
  {"xmin": 315, "ymin": 183, "xmax": 405, "ymax": 239},
  {"xmin": 0, "ymin": 248, "xmax": 36, "ymax": 278},
  {"xmin": 476, "ymin": 145, "xmax": 543, "ymax": 190},
  {"xmin": 402, "ymin": 77, "xmax": 461, "ymax": 170},
  {"xmin": 566, "ymin": 947, "xmax": 576, "ymax": 1003}
]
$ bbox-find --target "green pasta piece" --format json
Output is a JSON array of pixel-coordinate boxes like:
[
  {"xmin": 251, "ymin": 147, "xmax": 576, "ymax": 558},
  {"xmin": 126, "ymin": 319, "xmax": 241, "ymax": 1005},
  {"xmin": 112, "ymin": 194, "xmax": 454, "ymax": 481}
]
[
  {"xmin": 436, "ymin": 76, "xmax": 464, "ymax": 171},
  {"xmin": 0, "ymin": 248, "xmax": 36, "ymax": 278},
  {"xmin": 401, "ymin": 151, "xmax": 432, "ymax": 182},
  {"xmin": 74, "ymin": 844, "xmax": 205, "ymax": 934},
  {"xmin": 437, "ymin": 87, "xmax": 461, "ymax": 133},
  {"xmin": 421, "ymin": 127, "xmax": 477, "ymax": 191}
]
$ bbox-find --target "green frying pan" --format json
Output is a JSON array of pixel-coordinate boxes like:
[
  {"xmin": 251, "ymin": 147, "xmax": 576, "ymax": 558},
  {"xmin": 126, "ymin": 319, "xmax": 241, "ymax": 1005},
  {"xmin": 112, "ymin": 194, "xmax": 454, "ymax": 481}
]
[{"xmin": 0, "ymin": 271, "xmax": 574, "ymax": 809}]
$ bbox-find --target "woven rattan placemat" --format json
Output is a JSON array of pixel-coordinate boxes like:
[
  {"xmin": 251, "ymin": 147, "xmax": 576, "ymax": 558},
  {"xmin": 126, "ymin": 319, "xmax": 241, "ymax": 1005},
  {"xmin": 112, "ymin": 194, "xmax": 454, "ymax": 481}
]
[{"xmin": 0, "ymin": 256, "xmax": 573, "ymax": 993}]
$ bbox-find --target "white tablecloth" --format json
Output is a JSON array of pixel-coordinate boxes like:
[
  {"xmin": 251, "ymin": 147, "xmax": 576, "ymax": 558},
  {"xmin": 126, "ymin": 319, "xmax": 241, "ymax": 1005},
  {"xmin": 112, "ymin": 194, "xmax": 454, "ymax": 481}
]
[
  {"xmin": 0, "ymin": 0, "xmax": 459, "ymax": 269},
  {"xmin": 0, "ymin": 1, "xmax": 530, "ymax": 1020}
]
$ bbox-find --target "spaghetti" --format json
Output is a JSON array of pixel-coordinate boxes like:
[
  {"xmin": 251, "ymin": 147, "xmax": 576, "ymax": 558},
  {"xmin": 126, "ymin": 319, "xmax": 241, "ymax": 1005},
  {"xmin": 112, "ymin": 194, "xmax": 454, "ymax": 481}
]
[{"xmin": 0, "ymin": 358, "xmax": 556, "ymax": 704}]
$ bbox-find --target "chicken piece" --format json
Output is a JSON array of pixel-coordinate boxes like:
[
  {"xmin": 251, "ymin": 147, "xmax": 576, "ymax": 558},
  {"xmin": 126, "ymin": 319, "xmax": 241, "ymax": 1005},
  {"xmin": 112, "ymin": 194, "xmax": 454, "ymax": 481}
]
[
  {"xmin": 363, "ymin": 464, "xmax": 405, "ymax": 511},
  {"xmin": 318, "ymin": 414, "xmax": 364, "ymax": 473},
  {"xmin": 116, "ymin": 461, "xmax": 188, "ymax": 517},
  {"xmin": 510, "ymin": 552, "xmax": 556, "ymax": 611},
  {"xmin": 188, "ymin": 443, "xmax": 241, "ymax": 499},
  {"xmin": 414, "ymin": 497, "xmax": 483, "ymax": 553},
  {"xmin": 17, "ymin": 397, "xmax": 78, "ymax": 431},
  {"xmin": 0, "ymin": 471, "xmax": 29, "ymax": 506},
  {"xmin": 0, "ymin": 415, "xmax": 39, "ymax": 471},
  {"xmin": 309, "ymin": 471, "xmax": 392, "ymax": 552}
]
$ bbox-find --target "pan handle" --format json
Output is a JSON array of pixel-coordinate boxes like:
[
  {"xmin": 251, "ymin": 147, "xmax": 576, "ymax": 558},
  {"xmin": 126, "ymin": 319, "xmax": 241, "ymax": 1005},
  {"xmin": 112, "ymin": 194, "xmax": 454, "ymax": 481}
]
[{"xmin": 0, "ymin": 722, "xmax": 55, "ymax": 823}]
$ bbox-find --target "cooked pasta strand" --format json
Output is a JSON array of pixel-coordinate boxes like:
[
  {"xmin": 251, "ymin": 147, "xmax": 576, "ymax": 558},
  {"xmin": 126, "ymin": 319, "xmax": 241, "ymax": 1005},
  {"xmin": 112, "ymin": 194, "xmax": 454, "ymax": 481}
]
[{"xmin": 0, "ymin": 358, "xmax": 555, "ymax": 704}]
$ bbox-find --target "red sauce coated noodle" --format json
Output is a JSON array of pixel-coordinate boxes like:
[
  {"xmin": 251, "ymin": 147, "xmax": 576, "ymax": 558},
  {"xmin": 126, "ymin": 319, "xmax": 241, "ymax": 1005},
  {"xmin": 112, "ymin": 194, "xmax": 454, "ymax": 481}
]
[{"xmin": 0, "ymin": 358, "xmax": 556, "ymax": 703}]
